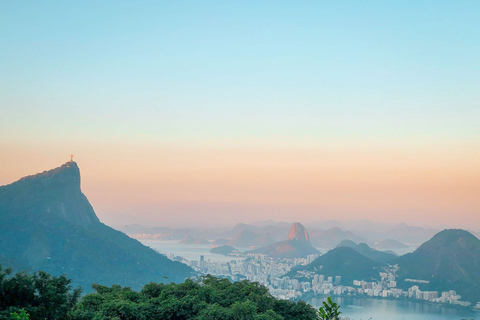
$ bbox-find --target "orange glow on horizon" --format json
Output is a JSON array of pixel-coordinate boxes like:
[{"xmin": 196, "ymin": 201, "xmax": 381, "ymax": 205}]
[{"xmin": 1, "ymin": 140, "xmax": 479, "ymax": 228}]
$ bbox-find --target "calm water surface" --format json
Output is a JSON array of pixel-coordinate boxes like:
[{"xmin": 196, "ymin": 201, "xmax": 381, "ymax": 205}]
[
  {"xmin": 140, "ymin": 240, "xmax": 477, "ymax": 320},
  {"xmin": 308, "ymin": 296, "xmax": 478, "ymax": 320},
  {"xmin": 140, "ymin": 239, "xmax": 247, "ymax": 262}
]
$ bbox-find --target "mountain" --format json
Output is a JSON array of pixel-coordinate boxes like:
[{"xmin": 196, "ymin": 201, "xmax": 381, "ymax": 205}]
[
  {"xmin": 120, "ymin": 224, "xmax": 149, "ymax": 234},
  {"xmin": 228, "ymin": 229, "xmax": 275, "ymax": 248},
  {"xmin": 248, "ymin": 240, "xmax": 320, "ymax": 259},
  {"xmin": 0, "ymin": 161, "xmax": 195, "ymax": 292},
  {"xmin": 335, "ymin": 240, "xmax": 396, "ymax": 263},
  {"xmin": 251, "ymin": 219, "xmax": 277, "ymax": 227},
  {"xmin": 289, "ymin": 222, "xmax": 311, "ymax": 243},
  {"xmin": 228, "ymin": 223, "xmax": 291, "ymax": 242},
  {"xmin": 395, "ymin": 229, "xmax": 480, "ymax": 303},
  {"xmin": 468, "ymin": 229, "xmax": 480, "ymax": 240},
  {"xmin": 353, "ymin": 243, "xmax": 397, "ymax": 263},
  {"xmin": 384, "ymin": 224, "xmax": 438, "ymax": 245},
  {"xmin": 335, "ymin": 239, "xmax": 357, "ymax": 248},
  {"xmin": 230, "ymin": 223, "xmax": 258, "ymax": 235},
  {"xmin": 375, "ymin": 239, "xmax": 409, "ymax": 250},
  {"xmin": 309, "ymin": 220, "xmax": 442, "ymax": 246},
  {"xmin": 285, "ymin": 246, "xmax": 381, "ymax": 284},
  {"xmin": 210, "ymin": 245, "xmax": 242, "ymax": 256},
  {"xmin": 308, "ymin": 227, "xmax": 368, "ymax": 248},
  {"xmin": 247, "ymin": 223, "xmax": 320, "ymax": 259},
  {"xmin": 0, "ymin": 162, "xmax": 100, "ymax": 227},
  {"xmin": 212, "ymin": 238, "xmax": 229, "ymax": 245},
  {"xmin": 120, "ymin": 225, "xmax": 230, "ymax": 242},
  {"xmin": 179, "ymin": 236, "xmax": 210, "ymax": 244}
]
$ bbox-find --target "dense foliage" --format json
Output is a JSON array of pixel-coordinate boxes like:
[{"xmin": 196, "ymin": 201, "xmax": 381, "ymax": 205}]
[
  {"xmin": 0, "ymin": 266, "xmax": 80, "ymax": 320},
  {"xmin": 0, "ymin": 266, "xmax": 318, "ymax": 320},
  {"xmin": 69, "ymin": 275, "xmax": 318, "ymax": 320}
]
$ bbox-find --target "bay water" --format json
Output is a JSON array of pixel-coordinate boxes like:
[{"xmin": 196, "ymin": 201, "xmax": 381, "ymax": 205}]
[{"xmin": 141, "ymin": 239, "xmax": 478, "ymax": 320}]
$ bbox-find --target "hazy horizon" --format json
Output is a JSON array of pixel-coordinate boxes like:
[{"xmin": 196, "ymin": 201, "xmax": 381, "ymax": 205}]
[
  {"xmin": 0, "ymin": 159, "xmax": 478, "ymax": 232},
  {"xmin": 1, "ymin": 2, "xmax": 479, "ymax": 230}
]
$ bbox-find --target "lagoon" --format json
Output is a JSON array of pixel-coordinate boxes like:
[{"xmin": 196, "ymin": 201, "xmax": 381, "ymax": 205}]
[
  {"xmin": 140, "ymin": 240, "xmax": 477, "ymax": 320},
  {"xmin": 308, "ymin": 296, "xmax": 478, "ymax": 320},
  {"xmin": 140, "ymin": 239, "xmax": 247, "ymax": 262}
]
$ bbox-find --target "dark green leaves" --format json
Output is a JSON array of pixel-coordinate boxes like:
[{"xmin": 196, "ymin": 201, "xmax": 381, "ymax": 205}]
[
  {"xmin": 0, "ymin": 265, "xmax": 80, "ymax": 320},
  {"xmin": 1, "ymin": 266, "xmax": 321, "ymax": 320}
]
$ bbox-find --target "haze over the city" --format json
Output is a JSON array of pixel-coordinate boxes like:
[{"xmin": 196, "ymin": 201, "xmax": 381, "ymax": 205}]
[{"xmin": 1, "ymin": 1, "xmax": 479, "ymax": 229}]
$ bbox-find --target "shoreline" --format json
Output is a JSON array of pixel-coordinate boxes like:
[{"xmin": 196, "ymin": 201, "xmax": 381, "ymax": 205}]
[{"xmin": 300, "ymin": 292, "xmax": 480, "ymax": 313}]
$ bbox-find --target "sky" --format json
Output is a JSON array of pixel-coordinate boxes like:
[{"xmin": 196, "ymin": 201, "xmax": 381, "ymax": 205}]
[{"xmin": 1, "ymin": 1, "xmax": 479, "ymax": 229}]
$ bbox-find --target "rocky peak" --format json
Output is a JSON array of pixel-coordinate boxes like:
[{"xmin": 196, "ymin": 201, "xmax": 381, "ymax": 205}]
[
  {"xmin": 0, "ymin": 161, "xmax": 100, "ymax": 227},
  {"xmin": 18, "ymin": 161, "xmax": 81, "ymax": 190},
  {"xmin": 288, "ymin": 222, "xmax": 311, "ymax": 244}
]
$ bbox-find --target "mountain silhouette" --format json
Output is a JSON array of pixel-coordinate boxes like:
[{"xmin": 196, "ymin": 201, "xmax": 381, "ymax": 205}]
[
  {"xmin": 335, "ymin": 239, "xmax": 357, "ymax": 248},
  {"xmin": 0, "ymin": 161, "xmax": 195, "ymax": 292},
  {"xmin": 375, "ymin": 239, "xmax": 409, "ymax": 250},
  {"xmin": 395, "ymin": 229, "xmax": 480, "ymax": 303},
  {"xmin": 228, "ymin": 229, "xmax": 275, "ymax": 248},
  {"xmin": 309, "ymin": 227, "xmax": 368, "ymax": 248},
  {"xmin": 335, "ymin": 240, "xmax": 397, "ymax": 263},
  {"xmin": 0, "ymin": 161, "xmax": 99, "ymax": 227},
  {"xmin": 210, "ymin": 245, "xmax": 241, "ymax": 256},
  {"xmin": 248, "ymin": 223, "xmax": 320, "ymax": 259},
  {"xmin": 288, "ymin": 222, "xmax": 311, "ymax": 243},
  {"xmin": 285, "ymin": 246, "xmax": 380, "ymax": 284}
]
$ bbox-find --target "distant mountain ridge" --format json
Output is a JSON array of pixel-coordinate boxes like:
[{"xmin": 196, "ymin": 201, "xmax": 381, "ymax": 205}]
[
  {"xmin": 248, "ymin": 223, "xmax": 320, "ymax": 259},
  {"xmin": 335, "ymin": 239, "xmax": 357, "ymax": 248},
  {"xmin": 309, "ymin": 220, "xmax": 440, "ymax": 245},
  {"xmin": 210, "ymin": 245, "xmax": 241, "ymax": 256},
  {"xmin": 335, "ymin": 241, "xmax": 397, "ymax": 263},
  {"xmin": 180, "ymin": 236, "xmax": 210, "ymax": 244},
  {"xmin": 285, "ymin": 246, "xmax": 381, "ymax": 284},
  {"xmin": 0, "ymin": 161, "xmax": 195, "ymax": 292},
  {"xmin": 287, "ymin": 228, "xmax": 480, "ymax": 303},
  {"xmin": 375, "ymin": 239, "xmax": 409, "ymax": 250},
  {"xmin": 228, "ymin": 229, "xmax": 275, "ymax": 248},
  {"xmin": 308, "ymin": 227, "xmax": 368, "ymax": 248},
  {"xmin": 354, "ymin": 243, "xmax": 397, "ymax": 263}
]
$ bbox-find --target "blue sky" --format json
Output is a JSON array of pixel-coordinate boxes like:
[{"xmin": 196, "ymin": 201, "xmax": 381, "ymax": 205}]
[
  {"xmin": 2, "ymin": 1, "xmax": 479, "ymax": 143},
  {"xmin": 1, "ymin": 1, "xmax": 479, "ymax": 227}
]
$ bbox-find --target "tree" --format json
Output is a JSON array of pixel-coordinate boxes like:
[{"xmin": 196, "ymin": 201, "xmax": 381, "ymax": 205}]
[
  {"xmin": 1, "ymin": 266, "xmax": 319, "ymax": 320},
  {"xmin": 0, "ymin": 265, "xmax": 81, "ymax": 320},
  {"xmin": 9, "ymin": 309, "xmax": 29, "ymax": 320},
  {"xmin": 318, "ymin": 297, "xmax": 341, "ymax": 320}
]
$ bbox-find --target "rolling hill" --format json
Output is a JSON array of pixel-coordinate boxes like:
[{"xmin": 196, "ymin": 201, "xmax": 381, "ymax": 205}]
[
  {"xmin": 336, "ymin": 241, "xmax": 397, "ymax": 263},
  {"xmin": 395, "ymin": 229, "xmax": 480, "ymax": 303},
  {"xmin": 285, "ymin": 246, "xmax": 381, "ymax": 285}
]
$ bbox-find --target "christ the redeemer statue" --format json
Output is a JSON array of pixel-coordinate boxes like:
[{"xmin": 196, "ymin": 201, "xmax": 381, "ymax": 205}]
[{"xmin": 70, "ymin": 155, "xmax": 74, "ymax": 162}]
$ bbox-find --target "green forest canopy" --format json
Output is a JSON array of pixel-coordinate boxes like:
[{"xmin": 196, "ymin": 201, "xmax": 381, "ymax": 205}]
[{"xmin": 0, "ymin": 265, "xmax": 319, "ymax": 320}]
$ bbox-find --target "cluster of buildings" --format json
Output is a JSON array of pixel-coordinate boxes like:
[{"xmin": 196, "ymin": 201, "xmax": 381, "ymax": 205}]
[
  {"xmin": 170, "ymin": 252, "xmax": 476, "ymax": 309},
  {"xmin": 280, "ymin": 264, "xmax": 472, "ymax": 307},
  {"xmin": 183, "ymin": 253, "xmax": 317, "ymax": 285}
]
